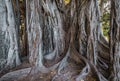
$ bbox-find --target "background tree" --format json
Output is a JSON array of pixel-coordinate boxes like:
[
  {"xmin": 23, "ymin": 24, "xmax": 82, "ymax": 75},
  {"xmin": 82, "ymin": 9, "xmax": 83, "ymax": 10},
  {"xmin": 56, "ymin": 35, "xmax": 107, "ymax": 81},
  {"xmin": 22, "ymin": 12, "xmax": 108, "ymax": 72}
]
[{"xmin": 0, "ymin": 0, "xmax": 119, "ymax": 81}]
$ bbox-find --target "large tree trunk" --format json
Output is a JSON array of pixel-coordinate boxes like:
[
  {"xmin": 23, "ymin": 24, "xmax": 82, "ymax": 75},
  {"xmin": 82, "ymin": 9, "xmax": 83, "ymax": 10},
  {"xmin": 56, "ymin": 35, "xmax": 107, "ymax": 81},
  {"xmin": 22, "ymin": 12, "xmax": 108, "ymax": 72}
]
[
  {"xmin": 110, "ymin": 0, "xmax": 120, "ymax": 80},
  {"xmin": 0, "ymin": 0, "xmax": 110, "ymax": 81},
  {"xmin": 0, "ymin": 0, "xmax": 21, "ymax": 71},
  {"xmin": 26, "ymin": 0, "xmax": 71, "ymax": 69},
  {"xmin": 25, "ymin": 0, "xmax": 109, "ymax": 81}
]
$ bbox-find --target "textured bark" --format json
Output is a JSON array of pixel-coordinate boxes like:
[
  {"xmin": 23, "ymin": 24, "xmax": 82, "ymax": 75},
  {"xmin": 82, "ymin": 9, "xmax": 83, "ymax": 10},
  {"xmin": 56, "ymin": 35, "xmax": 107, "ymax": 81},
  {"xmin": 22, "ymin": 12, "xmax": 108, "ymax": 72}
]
[
  {"xmin": 0, "ymin": 0, "xmax": 111, "ymax": 81},
  {"xmin": 110, "ymin": 0, "xmax": 120, "ymax": 81},
  {"xmin": 99, "ymin": 0, "xmax": 104, "ymax": 16},
  {"xmin": 0, "ymin": 68, "xmax": 31, "ymax": 81},
  {"xmin": 74, "ymin": 0, "xmax": 110, "ymax": 80},
  {"xmin": 0, "ymin": 0, "xmax": 21, "ymax": 71},
  {"xmin": 25, "ymin": 0, "xmax": 109, "ymax": 81},
  {"xmin": 26, "ymin": 0, "xmax": 70, "ymax": 68}
]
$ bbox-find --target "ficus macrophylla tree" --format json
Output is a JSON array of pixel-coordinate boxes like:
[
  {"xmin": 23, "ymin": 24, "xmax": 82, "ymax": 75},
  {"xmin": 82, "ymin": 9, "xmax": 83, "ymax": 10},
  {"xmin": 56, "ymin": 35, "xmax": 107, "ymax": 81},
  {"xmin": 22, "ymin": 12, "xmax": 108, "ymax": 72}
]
[
  {"xmin": 1, "ymin": 0, "xmax": 119, "ymax": 81},
  {"xmin": 25, "ymin": 0, "xmax": 109, "ymax": 81}
]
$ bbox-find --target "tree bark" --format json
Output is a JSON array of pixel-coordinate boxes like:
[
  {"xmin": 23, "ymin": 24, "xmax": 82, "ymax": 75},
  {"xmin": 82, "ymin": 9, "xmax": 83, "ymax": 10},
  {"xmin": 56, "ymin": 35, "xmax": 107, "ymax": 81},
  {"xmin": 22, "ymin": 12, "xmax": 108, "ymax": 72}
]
[
  {"xmin": 25, "ymin": 0, "xmax": 109, "ymax": 81},
  {"xmin": 0, "ymin": 0, "xmax": 111, "ymax": 81},
  {"xmin": 0, "ymin": 0, "xmax": 21, "ymax": 71},
  {"xmin": 110, "ymin": 0, "xmax": 120, "ymax": 80},
  {"xmin": 26, "ymin": 0, "xmax": 71, "ymax": 68},
  {"xmin": 74, "ymin": 0, "xmax": 110, "ymax": 80}
]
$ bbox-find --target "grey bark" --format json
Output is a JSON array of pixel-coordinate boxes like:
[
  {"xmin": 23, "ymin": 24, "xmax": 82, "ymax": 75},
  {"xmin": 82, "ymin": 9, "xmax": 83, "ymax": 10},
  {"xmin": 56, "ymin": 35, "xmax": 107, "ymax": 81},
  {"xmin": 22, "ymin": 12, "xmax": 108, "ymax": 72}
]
[
  {"xmin": 0, "ymin": 0, "xmax": 111, "ymax": 81},
  {"xmin": 25, "ymin": 0, "xmax": 109, "ymax": 81},
  {"xmin": 110, "ymin": 0, "xmax": 120, "ymax": 81},
  {"xmin": 75, "ymin": 0, "xmax": 110, "ymax": 80},
  {"xmin": 0, "ymin": 0, "xmax": 21, "ymax": 71}
]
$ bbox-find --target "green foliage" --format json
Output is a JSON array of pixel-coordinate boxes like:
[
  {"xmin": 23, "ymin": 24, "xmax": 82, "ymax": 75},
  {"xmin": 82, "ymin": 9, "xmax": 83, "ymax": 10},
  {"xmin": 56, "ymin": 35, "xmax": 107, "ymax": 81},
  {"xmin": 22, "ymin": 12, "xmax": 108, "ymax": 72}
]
[
  {"xmin": 99, "ymin": 0, "xmax": 110, "ymax": 40},
  {"xmin": 102, "ymin": 12, "xmax": 110, "ymax": 38}
]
